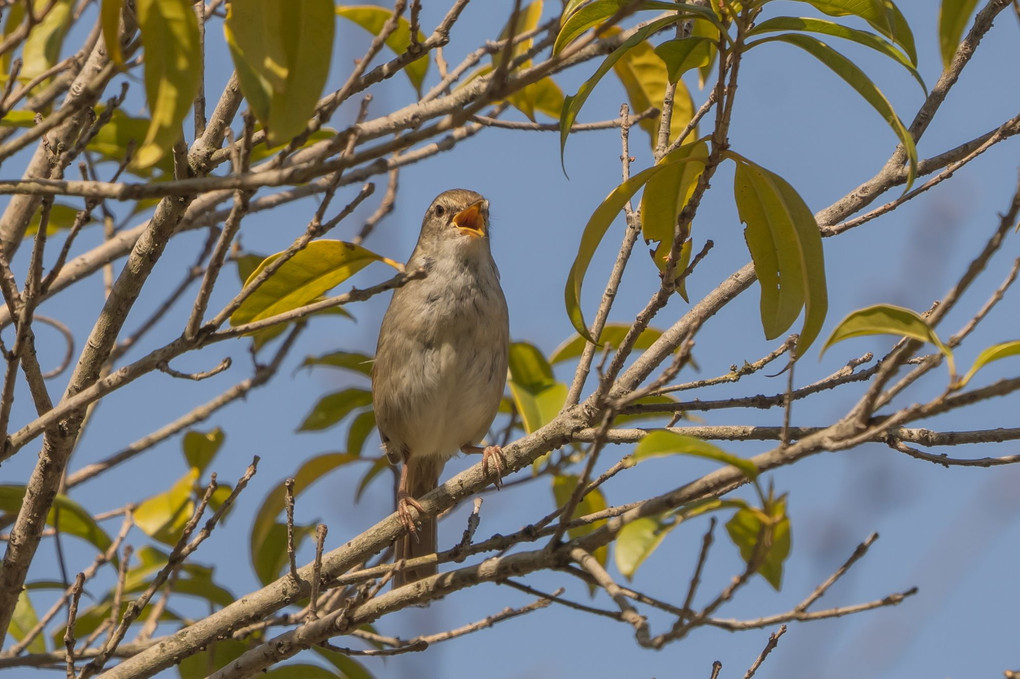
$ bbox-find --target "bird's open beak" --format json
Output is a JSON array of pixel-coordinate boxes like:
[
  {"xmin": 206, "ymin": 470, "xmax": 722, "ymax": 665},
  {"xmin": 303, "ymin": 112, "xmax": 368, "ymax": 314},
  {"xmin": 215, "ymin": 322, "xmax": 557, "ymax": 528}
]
[{"xmin": 452, "ymin": 201, "xmax": 487, "ymax": 238}]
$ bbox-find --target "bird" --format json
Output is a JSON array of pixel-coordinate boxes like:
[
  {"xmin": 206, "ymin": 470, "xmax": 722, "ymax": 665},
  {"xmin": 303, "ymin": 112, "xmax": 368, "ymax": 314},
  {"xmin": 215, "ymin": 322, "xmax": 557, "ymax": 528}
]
[{"xmin": 371, "ymin": 188, "xmax": 510, "ymax": 588}]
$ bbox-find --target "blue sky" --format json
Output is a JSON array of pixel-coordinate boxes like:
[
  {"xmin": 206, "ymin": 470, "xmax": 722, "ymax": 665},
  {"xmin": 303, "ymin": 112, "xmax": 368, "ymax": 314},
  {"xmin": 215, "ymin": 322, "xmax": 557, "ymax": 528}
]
[{"xmin": 7, "ymin": 2, "xmax": 1019, "ymax": 678}]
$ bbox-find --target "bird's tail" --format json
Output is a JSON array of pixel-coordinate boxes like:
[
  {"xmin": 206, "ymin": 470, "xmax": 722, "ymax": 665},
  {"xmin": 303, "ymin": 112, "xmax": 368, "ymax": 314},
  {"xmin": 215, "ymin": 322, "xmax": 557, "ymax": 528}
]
[{"xmin": 394, "ymin": 456, "xmax": 443, "ymax": 588}]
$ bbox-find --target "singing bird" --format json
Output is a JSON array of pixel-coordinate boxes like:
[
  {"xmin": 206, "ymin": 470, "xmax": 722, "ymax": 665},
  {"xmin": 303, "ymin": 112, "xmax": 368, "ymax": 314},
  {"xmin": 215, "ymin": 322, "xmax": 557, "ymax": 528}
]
[{"xmin": 372, "ymin": 189, "xmax": 510, "ymax": 587}]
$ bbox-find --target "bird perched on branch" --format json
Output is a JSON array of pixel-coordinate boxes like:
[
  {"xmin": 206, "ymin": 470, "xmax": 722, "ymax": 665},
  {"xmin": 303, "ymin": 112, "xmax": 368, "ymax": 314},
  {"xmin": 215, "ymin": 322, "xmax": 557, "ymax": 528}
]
[{"xmin": 372, "ymin": 189, "xmax": 510, "ymax": 588}]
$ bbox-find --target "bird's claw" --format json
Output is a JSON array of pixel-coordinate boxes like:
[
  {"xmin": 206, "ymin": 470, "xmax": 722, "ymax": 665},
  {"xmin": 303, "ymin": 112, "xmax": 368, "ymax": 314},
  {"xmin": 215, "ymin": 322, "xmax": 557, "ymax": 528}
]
[
  {"xmin": 481, "ymin": 445, "xmax": 506, "ymax": 490},
  {"xmin": 397, "ymin": 491, "xmax": 426, "ymax": 541}
]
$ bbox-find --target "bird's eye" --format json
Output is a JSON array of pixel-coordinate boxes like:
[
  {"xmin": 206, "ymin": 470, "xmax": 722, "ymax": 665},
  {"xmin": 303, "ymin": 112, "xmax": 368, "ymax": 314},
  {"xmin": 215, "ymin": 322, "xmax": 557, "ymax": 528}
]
[{"xmin": 434, "ymin": 204, "xmax": 446, "ymax": 217}]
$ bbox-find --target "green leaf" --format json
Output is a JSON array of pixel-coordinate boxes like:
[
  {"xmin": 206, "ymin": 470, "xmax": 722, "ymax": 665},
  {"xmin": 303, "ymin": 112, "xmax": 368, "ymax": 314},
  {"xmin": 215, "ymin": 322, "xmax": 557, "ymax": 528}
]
[
  {"xmin": 653, "ymin": 36, "xmax": 714, "ymax": 82},
  {"xmin": 639, "ymin": 140, "xmax": 708, "ymax": 301},
  {"xmin": 559, "ymin": 15, "xmax": 680, "ymax": 170},
  {"xmin": 135, "ymin": 0, "xmax": 201, "ymax": 169},
  {"xmin": 552, "ymin": 474, "xmax": 608, "ymax": 568},
  {"xmin": 355, "ymin": 455, "xmax": 390, "ymax": 502},
  {"xmin": 299, "ymin": 388, "xmax": 374, "ymax": 432},
  {"xmin": 748, "ymin": 16, "xmax": 924, "ymax": 93},
  {"xmin": 9, "ymin": 588, "xmax": 46, "ymax": 654},
  {"xmin": 101, "ymin": 0, "xmax": 124, "ymax": 64},
  {"xmin": 633, "ymin": 430, "xmax": 759, "ymax": 481},
  {"xmin": 230, "ymin": 241, "xmax": 398, "ymax": 328},
  {"xmin": 959, "ymin": 340, "xmax": 1020, "ymax": 388},
  {"xmin": 262, "ymin": 666, "xmax": 342, "ymax": 679},
  {"xmin": 508, "ymin": 342, "xmax": 567, "ymax": 434},
  {"xmin": 301, "ymin": 351, "xmax": 374, "ymax": 376},
  {"xmin": 0, "ymin": 486, "xmax": 112, "ymax": 555},
  {"xmin": 754, "ymin": 32, "xmax": 917, "ymax": 189},
  {"xmin": 253, "ymin": 520, "xmax": 317, "ymax": 585},
  {"xmin": 732, "ymin": 155, "xmax": 828, "ymax": 353},
  {"xmin": 614, "ymin": 394, "xmax": 680, "ymax": 425},
  {"xmin": 550, "ymin": 324, "xmax": 664, "ymax": 364},
  {"xmin": 182, "ymin": 428, "xmax": 224, "ymax": 473},
  {"xmin": 608, "ymin": 27, "xmax": 696, "ymax": 149},
  {"xmin": 792, "ymin": 0, "xmax": 916, "ymax": 64},
  {"xmin": 938, "ymin": 0, "xmax": 979, "ymax": 68},
  {"xmin": 178, "ymin": 639, "xmax": 248, "ymax": 679},
  {"xmin": 725, "ymin": 497, "xmax": 791, "ymax": 590},
  {"xmin": 615, "ymin": 516, "xmax": 670, "ymax": 579},
  {"xmin": 226, "ymin": 0, "xmax": 335, "ymax": 147},
  {"xmin": 312, "ymin": 647, "xmax": 376, "ymax": 679},
  {"xmin": 250, "ymin": 453, "xmax": 361, "ymax": 584},
  {"xmin": 337, "ymin": 5, "xmax": 428, "ymax": 94},
  {"xmin": 134, "ymin": 469, "xmax": 199, "ymax": 545},
  {"xmin": 820, "ymin": 303, "xmax": 950, "ymax": 360},
  {"xmin": 565, "ymin": 144, "xmax": 709, "ymax": 341}
]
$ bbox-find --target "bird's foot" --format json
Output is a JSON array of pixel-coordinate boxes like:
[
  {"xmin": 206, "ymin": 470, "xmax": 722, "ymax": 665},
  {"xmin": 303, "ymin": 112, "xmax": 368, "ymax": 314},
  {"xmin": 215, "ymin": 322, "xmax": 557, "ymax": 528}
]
[
  {"xmin": 397, "ymin": 491, "xmax": 426, "ymax": 540},
  {"xmin": 462, "ymin": 444, "xmax": 506, "ymax": 490}
]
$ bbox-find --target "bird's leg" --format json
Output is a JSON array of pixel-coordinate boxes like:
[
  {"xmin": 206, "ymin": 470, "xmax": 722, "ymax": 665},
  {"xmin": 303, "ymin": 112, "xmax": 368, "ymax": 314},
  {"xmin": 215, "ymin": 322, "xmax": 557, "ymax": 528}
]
[
  {"xmin": 461, "ymin": 444, "xmax": 506, "ymax": 490},
  {"xmin": 397, "ymin": 462, "xmax": 426, "ymax": 540}
]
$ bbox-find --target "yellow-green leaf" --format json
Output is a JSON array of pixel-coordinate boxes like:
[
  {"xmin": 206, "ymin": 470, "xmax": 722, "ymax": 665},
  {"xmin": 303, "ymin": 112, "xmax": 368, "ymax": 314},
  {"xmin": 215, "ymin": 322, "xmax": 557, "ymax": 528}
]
[
  {"xmin": 19, "ymin": 0, "xmax": 74, "ymax": 89},
  {"xmin": 793, "ymin": 0, "xmax": 916, "ymax": 64},
  {"xmin": 89, "ymin": 109, "xmax": 175, "ymax": 177},
  {"xmin": 497, "ymin": 0, "xmax": 545, "ymax": 67},
  {"xmin": 261, "ymin": 665, "xmax": 342, "ymax": 679},
  {"xmin": 230, "ymin": 240, "xmax": 398, "ymax": 328},
  {"xmin": 732, "ymin": 155, "xmax": 828, "ymax": 353},
  {"xmin": 653, "ymin": 35, "xmax": 714, "ymax": 82},
  {"xmin": 959, "ymin": 340, "xmax": 1020, "ymax": 389},
  {"xmin": 301, "ymin": 350, "xmax": 374, "ymax": 376},
  {"xmin": 0, "ymin": 110, "xmax": 37, "ymax": 128},
  {"xmin": 609, "ymin": 27, "xmax": 696, "ymax": 149},
  {"xmin": 820, "ymin": 303, "xmax": 950, "ymax": 358},
  {"xmin": 508, "ymin": 342, "xmax": 567, "ymax": 433},
  {"xmin": 552, "ymin": 474, "xmax": 608, "ymax": 568},
  {"xmin": 748, "ymin": 16, "xmax": 924, "ymax": 93},
  {"xmin": 134, "ymin": 469, "xmax": 199, "ymax": 545},
  {"xmin": 346, "ymin": 409, "xmax": 377, "ymax": 458},
  {"xmin": 554, "ymin": 0, "xmax": 680, "ymax": 55},
  {"xmin": 298, "ymin": 388, "xmax": 374, "ymax": 432},
  {"xmin": 507, "ymin": 77, "xmax": 565, "ymax": 121},
  {"xmin": 0, "ymin": 486, "xmax": 112, "ymax": 555},
  {"xmin": 633, "ymin": 430, "xmax": 759, "ymax": 481},
  {"xmin": 337, "ymin": 5, "xmax": 428, "ymax": 94},
  {"xmin": 559, "ymin": 15, "xmax": 679, "ymax": 170},
  {"xmin": 178, "ymin": 639, "xmax": 249, "ymax": 679},
  {"xmin": 101, "ymin": 0, "xmax": 124, "ymax": 64},
  {"xmin": 640, "ymin": 140, "xmax": 707, "ymax": 301},
  {"xmin": 938, "ymin": 0, "xmax": 979, "ymax": 68},
  {"xmin": 312, "ymin": 647, "xmax": 375, "ymax": 679},
  {"xmin": 565, "ymin": 145, "xmax": 709, "ymax": 342},
  {"xmin": 250, "ymin": 453, "xmax": 360, "ymax": 584},
  {"xmin": 134, "ymin": 0, "xmax": 200, "ymax": 169},
  {"xmin": 756, "ymin": 32, "xmax": 917, "ymax": 188},
  {"xmin": 550, "ymin": 324, "xmax": 664, "ymax": 364},
  {"xmin": 26, "ymin": 203, "xmax": 87, "ymax": 236},
  {"xmin": 724, "ymin": 497, "xmax": 791, "ymax": 590},
  {"xmin": 10, "ymin": 589, "xmax": 45, "ymax": 654},
  {"xmin": 355, "ymin": 455, "xmax": 390, "ymax": 502},
  {"xmin": 615, "ymin": 516, "xmax": 670, "ymax": 579},
  {"xmin": 182, "ymin": 428, "xmax": 224, "ymax": 473},
  {"xmin": 226, "ymin": 0, "xmax": 335, "ymax": 147}
]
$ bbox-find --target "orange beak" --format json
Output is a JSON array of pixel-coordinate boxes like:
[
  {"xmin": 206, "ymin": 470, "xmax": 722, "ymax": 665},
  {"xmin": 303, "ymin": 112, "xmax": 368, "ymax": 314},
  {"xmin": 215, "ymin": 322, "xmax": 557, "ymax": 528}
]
[{"xmin": 452, "ymin": 201, "xmax": 487, "ymax": 238}]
